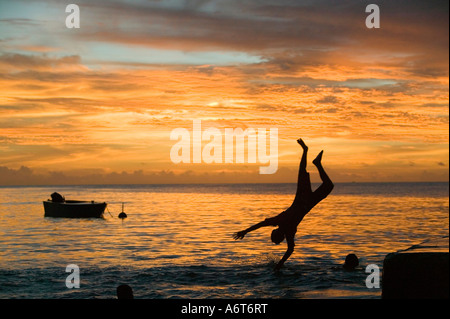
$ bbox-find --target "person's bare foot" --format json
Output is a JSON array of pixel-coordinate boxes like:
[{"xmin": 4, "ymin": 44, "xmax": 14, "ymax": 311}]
[
  {"xmin": 297, "ymin": 138, "xmax": 308, "ymax": 151},
  {"xmin": 313, "ymin": 151, "xmax": 323, "ymax": 166}
]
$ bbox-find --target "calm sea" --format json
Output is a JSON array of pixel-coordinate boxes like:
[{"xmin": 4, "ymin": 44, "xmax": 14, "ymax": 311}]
[{"xmin": 0, "ymin": 182, "xmax": 448, "ymax": 299}]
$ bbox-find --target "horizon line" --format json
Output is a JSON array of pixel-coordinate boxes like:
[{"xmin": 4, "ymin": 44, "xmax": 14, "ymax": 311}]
[{"xmin": 1, "ymin": 181, "xmax": 448, "ymax": 188}]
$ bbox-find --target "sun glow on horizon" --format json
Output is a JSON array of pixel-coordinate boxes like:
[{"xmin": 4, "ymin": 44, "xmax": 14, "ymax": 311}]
[{"xmin": 0, "ymin": 0, "xmax": 448, "ymax": 185}]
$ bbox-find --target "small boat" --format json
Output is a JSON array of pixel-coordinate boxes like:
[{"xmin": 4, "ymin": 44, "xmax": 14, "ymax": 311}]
[{"xmin": 43, "ymin": 193, "xmax": 107, "ymax": 218}]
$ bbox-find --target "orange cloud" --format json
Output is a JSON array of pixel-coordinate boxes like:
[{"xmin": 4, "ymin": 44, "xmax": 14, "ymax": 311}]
[{"xmin": 0, "ymin": 0, "xmax": 448, "ymax": 184}]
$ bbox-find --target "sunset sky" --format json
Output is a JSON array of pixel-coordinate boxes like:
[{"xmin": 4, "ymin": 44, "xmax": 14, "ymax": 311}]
[{"xmin": 0, "ymin": 0, "xmax": 448, "ymax": 185}]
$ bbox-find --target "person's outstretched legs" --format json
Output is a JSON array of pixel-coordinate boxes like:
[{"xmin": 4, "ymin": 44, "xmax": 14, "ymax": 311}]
[
  {"xmin": 311, "ymin": 151, "xmax": 334, "ymax": 203},
  {"xmin": 313, "ymin": 151, "xmax": 332, "ymax": 185},
  {"xmin": 294, "ymin": 139, "xmax": 312, "ymax": 202},
  {"xmin": 297, "ymin": 138, "xmax": 308, "ymax": 173}
]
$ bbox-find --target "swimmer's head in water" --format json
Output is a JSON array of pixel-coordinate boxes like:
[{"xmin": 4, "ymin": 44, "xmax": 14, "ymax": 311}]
[
  {"xmin": 343, "ymin": 253, "xmax": 359, "ymax": 270},
  {"xmin": 271, "ymin": 228, "xmax": 285, "ymax": 244}
]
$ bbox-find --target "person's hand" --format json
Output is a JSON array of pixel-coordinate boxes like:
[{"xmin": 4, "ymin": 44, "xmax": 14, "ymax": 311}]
[{"xmin": 233, "ymin": 231, "xmax": 246, "ymax": 240}]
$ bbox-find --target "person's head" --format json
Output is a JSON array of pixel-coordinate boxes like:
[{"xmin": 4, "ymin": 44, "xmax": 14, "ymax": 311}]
[
  {"xmin": 343, "ymin": 253, "xmax": 359, "ymax": 270},
  {"xmin": 271, "ymin": 228, "xmax": 285, "ymax": 244},
  {"xmin": 117, "ymin": 284, "xmax": 134, "ymax": 299}
]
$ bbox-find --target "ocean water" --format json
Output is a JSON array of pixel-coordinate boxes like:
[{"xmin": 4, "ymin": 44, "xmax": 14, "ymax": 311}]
[{"xmin": 0, "ymin": 182, "xmax": 448, "ymax": 299}]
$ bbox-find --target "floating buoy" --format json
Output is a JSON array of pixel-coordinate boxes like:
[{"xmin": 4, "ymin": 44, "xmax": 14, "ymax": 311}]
[
  {"xmin": 118, "ymin": 212, "xmax": 127, "ymax": 219},
  {"xmin": 118, "ymin": 202, "xmax": 127, "ymax": 219}
]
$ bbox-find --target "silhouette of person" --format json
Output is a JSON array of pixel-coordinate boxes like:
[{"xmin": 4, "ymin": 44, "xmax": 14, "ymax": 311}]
[
  {"xmin": 117, "ymin": 284, "xmax": 134, "ymax": 299},
  {"xmin": 343, "ymin": 253, "xmax": 359, "ymax": 271},
  {"xmin": 233, "ymin": 139, "xmax": 334, "ymax": 271}
]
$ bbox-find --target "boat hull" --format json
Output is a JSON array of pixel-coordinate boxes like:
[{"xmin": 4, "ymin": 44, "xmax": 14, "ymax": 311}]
[{"xmin": 43, "ymin": 200, "xmax": 106, "ymax": 218}]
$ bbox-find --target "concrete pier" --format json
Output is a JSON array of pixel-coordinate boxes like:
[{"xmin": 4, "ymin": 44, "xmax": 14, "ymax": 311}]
[{"xmin": 382, "ymin": 236, "xmax": 449, "ymax": 299}]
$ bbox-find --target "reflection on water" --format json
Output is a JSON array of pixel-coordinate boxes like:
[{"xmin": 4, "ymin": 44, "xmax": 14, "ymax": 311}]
[{"xmin": 0, "ymin": 183, "xmax": 448, "ymax": 298}]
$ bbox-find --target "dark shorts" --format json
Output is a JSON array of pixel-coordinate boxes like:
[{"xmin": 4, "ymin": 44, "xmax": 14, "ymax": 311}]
[{"xmin": 265, "ymin": 210, "xmax": 298, "ymax": 236}]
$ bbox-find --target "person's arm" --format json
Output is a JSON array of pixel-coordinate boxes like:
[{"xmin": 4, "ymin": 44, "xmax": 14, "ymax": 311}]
[
  {"xmin": 274, "ymin": 234, "xmax": 295, "ymax": 271},
  {"xmin": 233, "ymin": 220, "xmax": 271, "ymax": 240}
]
